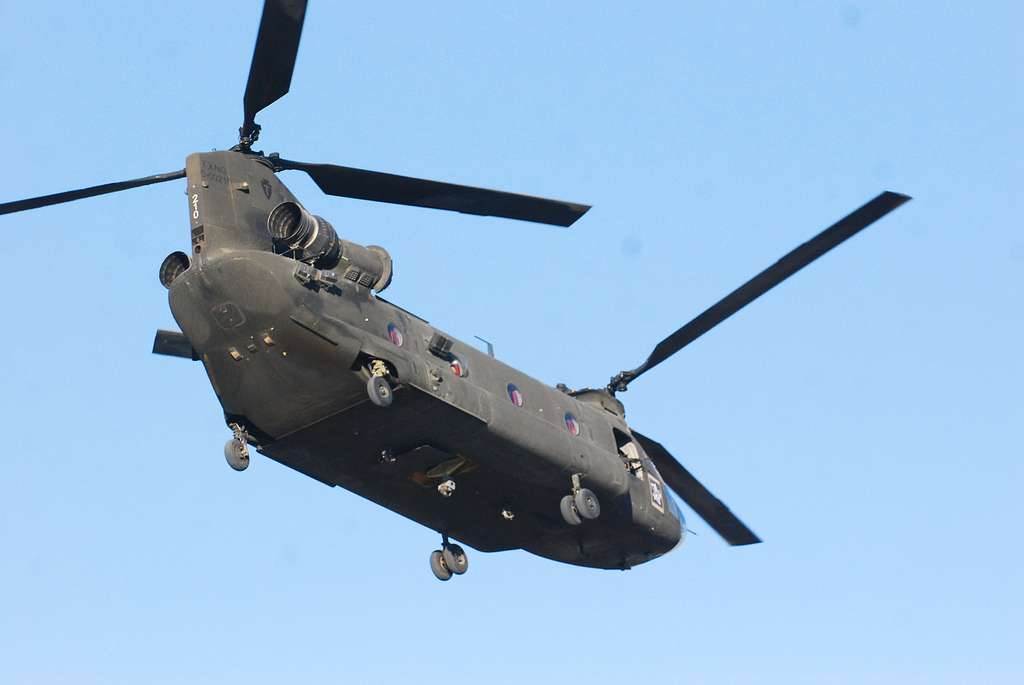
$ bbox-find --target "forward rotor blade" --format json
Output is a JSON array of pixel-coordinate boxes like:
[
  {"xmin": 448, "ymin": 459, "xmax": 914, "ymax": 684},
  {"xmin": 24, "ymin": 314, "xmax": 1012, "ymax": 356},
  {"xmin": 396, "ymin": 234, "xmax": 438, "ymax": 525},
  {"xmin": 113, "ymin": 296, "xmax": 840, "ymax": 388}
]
[
  {"xmin": 611, "ymin": 191, "xmax": 911, "ymax": 389},
  {"xmin": 633, "ymin": 431, "xmax": 761, "ymax": 546},
  {"xmin": 242, "ymin": 0, "xmax": 308, "ymax": 133},
  {"xmin": 276, "ymin": 158, "xmax": 590, "ymax": 227},
  {"xmin": 0, "ymin": 169, "xmax": 186, "ymax": 216}
]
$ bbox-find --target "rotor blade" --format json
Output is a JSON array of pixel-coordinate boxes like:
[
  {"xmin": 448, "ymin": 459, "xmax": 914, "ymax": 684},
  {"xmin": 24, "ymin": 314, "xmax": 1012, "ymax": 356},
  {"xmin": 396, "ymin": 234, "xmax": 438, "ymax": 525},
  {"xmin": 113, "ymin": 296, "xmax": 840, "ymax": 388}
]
[
  {"xmin": 0, "ymin": 169, "xmax": 186, "ymax": 216},
  {"xmin": 611, "ymin": 191, "xmax": 911, "ymax": 389},
  {"xmin": 276, "ymin": 158, "xmax": 590, "ymax": 227},
  {"xmin": 633, "ymin": 431, "xmax": 761, "ymax": 546},
  {"xmin": 242, "ymin": 0, "xmax": 308, "ymax": 132}
]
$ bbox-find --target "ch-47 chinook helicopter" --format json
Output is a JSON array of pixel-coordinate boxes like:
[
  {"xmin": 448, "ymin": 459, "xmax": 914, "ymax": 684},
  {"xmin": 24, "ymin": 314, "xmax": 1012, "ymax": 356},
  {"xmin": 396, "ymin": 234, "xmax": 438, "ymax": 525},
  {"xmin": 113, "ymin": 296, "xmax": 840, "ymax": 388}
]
[{"xmin": 1, "ymin": 1, "xmax": 910, "ymax": 581}]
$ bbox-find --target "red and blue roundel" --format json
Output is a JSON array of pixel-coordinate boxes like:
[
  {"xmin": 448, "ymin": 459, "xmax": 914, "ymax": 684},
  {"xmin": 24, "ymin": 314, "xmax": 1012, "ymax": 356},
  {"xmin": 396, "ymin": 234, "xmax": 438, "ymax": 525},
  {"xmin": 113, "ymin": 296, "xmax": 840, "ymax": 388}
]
[
  {"xmin": 450, "ymin": 356, "xmax": 467, "ymax": 378},
  {"xmin": 564, "ymin": 412, "xmax": 581, "ymax": 436},
  {"xmin": 507, "ymin": 383, "xmax": 524, "ymax": 406},
  {"xmin": 386, "ymin": 323, "xmax": 403, "ymax": 346}
]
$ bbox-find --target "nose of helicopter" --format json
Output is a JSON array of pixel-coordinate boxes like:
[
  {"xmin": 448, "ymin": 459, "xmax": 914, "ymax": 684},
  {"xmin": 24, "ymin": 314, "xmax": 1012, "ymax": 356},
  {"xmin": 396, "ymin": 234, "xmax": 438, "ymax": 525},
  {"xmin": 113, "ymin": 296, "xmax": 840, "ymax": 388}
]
[{"xmin": 667, "ymin": 494, "xmax": 687, "ymax": 552}]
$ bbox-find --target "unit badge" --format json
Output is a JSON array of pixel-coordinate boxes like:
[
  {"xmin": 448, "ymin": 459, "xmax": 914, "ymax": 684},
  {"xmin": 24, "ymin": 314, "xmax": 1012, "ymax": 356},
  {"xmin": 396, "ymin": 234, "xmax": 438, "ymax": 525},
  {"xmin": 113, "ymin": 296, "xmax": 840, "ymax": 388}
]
[{"xmin": 649, "ymin": 475, "xmax": 665, "ymax": 513}]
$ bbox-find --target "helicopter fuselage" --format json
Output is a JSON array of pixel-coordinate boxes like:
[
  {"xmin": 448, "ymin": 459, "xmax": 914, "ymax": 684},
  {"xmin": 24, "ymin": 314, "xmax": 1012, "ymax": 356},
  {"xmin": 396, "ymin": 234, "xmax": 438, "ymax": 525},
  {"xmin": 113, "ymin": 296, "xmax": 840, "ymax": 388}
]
[
  {"xmin": 3, "ymin": 0, "xmax": 914, "ymax": 580},
  {"xmin": 167, "ymin": 150, "xmax": 682, "ymax": 569}
]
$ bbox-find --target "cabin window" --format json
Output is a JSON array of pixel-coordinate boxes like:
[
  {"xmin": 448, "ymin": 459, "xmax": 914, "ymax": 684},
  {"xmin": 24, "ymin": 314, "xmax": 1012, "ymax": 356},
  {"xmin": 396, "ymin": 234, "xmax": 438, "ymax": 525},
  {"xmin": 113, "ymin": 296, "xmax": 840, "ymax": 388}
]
[
  {"xmin": 564, "ymin": 412, "xmax": 581, "ymax": 436},
  {"xmin": 386, "ymin": 322, "xmax": 404, "ymax": 346},
  {"xmin": 450, "ymin": 356, "xmax": 467, "ymax": 377},
  {"xmin": 614, "ymin": 428, "xmax": 644, "ymax": 478},
  {"xmin": 507, "ymin": 383, "xmax": 524, "ymax": 406}
]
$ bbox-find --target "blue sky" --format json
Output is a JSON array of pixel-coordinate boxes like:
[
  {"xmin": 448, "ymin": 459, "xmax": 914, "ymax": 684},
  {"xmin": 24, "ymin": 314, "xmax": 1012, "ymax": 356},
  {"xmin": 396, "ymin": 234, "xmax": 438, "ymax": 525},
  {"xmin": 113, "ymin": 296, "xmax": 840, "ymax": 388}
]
[{"xmin": 0, "ymin": 2, "xmax": 1020, "ymax": 683}]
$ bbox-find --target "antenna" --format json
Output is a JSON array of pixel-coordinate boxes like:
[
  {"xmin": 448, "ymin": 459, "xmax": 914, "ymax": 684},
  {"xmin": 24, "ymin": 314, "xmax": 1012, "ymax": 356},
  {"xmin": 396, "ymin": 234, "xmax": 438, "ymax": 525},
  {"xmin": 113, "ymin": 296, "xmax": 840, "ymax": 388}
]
[{"xmin": 474, "ymin": 335, "xmax": 495, "ymax": 358}]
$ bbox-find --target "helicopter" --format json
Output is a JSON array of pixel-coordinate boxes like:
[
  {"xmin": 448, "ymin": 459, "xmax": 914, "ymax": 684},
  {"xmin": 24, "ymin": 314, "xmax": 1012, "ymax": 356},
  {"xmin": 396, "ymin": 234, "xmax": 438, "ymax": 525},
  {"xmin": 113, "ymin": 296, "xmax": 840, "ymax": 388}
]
[{"xmin": 0, "ymin": 0, "xmax": 911, "ymax": 581}]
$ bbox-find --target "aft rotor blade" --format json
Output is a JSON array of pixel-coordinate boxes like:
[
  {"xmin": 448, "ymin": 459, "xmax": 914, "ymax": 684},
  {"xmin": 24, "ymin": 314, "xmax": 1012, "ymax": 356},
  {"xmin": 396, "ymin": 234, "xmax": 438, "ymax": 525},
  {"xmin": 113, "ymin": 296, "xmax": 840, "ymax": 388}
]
[
  {"xmin": 0, "ymin": 169, "xmax": 186, "ymax": 216},
  {"xmin": 242, "ymin": 0, "xmax": 309, "ymax": 134},
  {"xmin": 633, "ymin": 431, "xmax": 761, "ymax": 546},
  {"xmin": 276, "ymin": 158, "xmax": 590, "ymax": 227},
  {"xmin": 611, "ymin": 191, "xmax": 911, "ymax": 390}
]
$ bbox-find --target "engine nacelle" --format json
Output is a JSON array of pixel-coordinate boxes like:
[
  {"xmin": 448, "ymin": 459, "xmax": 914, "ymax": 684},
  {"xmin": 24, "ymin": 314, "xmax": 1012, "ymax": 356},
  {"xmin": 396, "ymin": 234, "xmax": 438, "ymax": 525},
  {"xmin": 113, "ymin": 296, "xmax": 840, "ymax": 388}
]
[{"xmin": 267, "ymin": 201, "xmax": 392, "ymax": 292}]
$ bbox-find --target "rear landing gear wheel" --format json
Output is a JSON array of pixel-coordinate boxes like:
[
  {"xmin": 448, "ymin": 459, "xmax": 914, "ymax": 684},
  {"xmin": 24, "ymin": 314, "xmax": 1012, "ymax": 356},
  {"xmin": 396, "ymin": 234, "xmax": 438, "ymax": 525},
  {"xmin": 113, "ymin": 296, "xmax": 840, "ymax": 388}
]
[
  {"xmin": 224, "ymin": 438, "xmax": 249, "ymax": 471},
  {"xmin": 429, "ymin": 550, "xmax": 452, "ymax": 581},
  {"xmin": 560, "ymin": 495, "xmax": 582, "ymax": 526},
  {"xmin": 367, "ymin": 375, "xmax": 393, "ymax": 407},
  {"xmin": 442, "ymin": 544, "xmax": 469, "ymax": 575},
  {"xmin": 574, "ymin": 488, "xmax": 601, "ymax": 520}
]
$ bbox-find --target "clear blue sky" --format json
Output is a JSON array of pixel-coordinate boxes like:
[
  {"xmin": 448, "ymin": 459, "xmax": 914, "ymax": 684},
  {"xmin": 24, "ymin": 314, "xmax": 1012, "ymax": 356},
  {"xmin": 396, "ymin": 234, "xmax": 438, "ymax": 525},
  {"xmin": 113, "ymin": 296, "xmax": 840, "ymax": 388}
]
[{"xmin": 1, "ymin": 2, "xmax": 1020, "ymax": 683}]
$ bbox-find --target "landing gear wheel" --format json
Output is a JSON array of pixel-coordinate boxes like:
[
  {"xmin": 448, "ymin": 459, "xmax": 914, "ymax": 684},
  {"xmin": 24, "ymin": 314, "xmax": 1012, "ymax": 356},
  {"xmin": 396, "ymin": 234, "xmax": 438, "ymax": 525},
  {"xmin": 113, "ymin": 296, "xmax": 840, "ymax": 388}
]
[
  {"xmin": 560, "ymin": 495, "xmax": 582, "ymax": 526},
  {"xmin": 224, "ymin": 438, "xmax": 249, "ymax": 471},
  {"xmin": 574, "ymin": 488, "xmax": 601, "ymax": 520},
  {"xmin": 442, "ymin": 544, "xmax": 469, "ymax": 575},
  {"xmin": 367, "ymin": 375, "xmax": 393, "ymax": 408},
  {"xmin": 429, "ymin": 550, "xmax": 452, "ymax": 581}
]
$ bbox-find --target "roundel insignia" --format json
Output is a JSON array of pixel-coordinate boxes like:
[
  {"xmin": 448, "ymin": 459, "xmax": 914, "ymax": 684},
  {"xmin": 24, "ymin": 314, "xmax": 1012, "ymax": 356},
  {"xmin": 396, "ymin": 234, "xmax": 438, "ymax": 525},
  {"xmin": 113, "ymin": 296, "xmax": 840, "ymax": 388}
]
[
  {"xmin": 564, "ymin": 412, "xmax": 581, "ymax": 436},
  {"xmin": 386, "ymin": 323, "xmax": 403, "ymax": 346}
]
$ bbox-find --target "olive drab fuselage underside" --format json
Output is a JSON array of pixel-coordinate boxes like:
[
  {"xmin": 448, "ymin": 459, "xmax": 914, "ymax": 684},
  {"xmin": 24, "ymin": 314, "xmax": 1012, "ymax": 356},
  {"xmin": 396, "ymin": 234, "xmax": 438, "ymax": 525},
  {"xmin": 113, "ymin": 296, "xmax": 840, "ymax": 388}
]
[{"xmin": 168, "ymin": 150, "xmax": 681, "ymax": 569}]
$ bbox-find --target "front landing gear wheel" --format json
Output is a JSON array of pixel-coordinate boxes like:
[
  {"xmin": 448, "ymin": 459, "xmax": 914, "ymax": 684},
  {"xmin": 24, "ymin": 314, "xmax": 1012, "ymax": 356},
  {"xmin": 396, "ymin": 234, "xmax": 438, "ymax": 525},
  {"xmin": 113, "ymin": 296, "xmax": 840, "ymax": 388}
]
[
  {"xmin": 224, "ymin": 438, "xmax": 249, "ymax": 471},
  {"xmin": 442, "ymin": 544, "xmax": 469, "ymax": 575},
  {"xmin": 367, "ymin": 375, "xmax": 393, "ymax": 408},
  {"xmin": 429, "ymin": 550, "xmax": 452, "ymax": 581},
  {"xmin": 560, "ymin": 495, "xmax": 582, "ymax": 526},
  {"xmin": 574, "ymin": 488, "xmax": 601, "ymax": 520}
]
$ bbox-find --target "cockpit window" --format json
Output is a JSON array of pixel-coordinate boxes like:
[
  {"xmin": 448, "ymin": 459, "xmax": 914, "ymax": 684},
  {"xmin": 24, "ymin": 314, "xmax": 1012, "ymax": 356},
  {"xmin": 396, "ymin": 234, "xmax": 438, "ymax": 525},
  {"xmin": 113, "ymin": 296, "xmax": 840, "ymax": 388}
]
[{"xmin": 614, "ymin": 430, "xmax": 645, "ymax": 478}]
